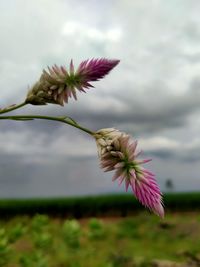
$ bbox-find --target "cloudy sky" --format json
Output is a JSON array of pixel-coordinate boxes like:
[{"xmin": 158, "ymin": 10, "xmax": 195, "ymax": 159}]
[{"xmin": 0, "ymin": 0, "xmax": 200, "ymax": 198}]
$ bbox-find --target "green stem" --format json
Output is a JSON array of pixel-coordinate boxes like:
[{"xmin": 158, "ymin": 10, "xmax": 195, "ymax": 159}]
[
  {"xmin": 0, "ymin": 114, "xmax": 95, "ymax": 136},
  {"xmin": 0, "ymin": 102, "xmax": 27, "ymax": 115}
]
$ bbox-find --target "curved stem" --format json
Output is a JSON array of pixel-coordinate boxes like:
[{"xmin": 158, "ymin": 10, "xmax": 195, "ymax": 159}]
[
  {"xmin": 0, "ymin": 102, "xmax": 27, "ymax": 115},
  {"xmin": 0, "ymin": 114, "xmax": 95, "ymax": 136}
]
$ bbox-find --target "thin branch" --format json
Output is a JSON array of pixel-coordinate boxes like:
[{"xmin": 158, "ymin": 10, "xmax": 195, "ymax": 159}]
[
  {"xmin": 0, "ymin": 102, "xmax": 27, "ymax": 115},
  {"xmin": 0, "ymin": 114, "xmax": 95, "ymax": 136}
]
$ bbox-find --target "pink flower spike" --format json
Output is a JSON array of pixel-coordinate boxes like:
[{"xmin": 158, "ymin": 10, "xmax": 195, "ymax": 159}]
[
  {"xmin": 61, "ymin": 66, "xmax": 68, "ymax": 75},
  {"xmin": 94, "ymin": 128, "xmax": 164, "ymax": 218},
  {"xmin": 136, "ymin": 158, "xmax": 152, "ymax": 164},
  {"xmin": 118, "ymin": 174, "xmax": 126, "ymax": 186},
  {"xmin": 152, "ymin": 202, "xmax": 165, "ymax": 219},
  {"xmin": 125, "ymin": 179, "xmax": 130, "ymax": 192},
  {"xmin": 131, "ymin": 174, "xmax": 164, "ymax": 218},
  {"xmin": 26, "ymin": 58, "xmax": 120, "ymax": 106},
  {"xmin": 70, "ymin": 59, "xmax": 74, "ymax": 75}
]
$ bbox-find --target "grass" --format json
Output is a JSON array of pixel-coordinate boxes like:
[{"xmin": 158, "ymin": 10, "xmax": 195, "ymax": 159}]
[{"xmin": 0, "ymin": 212, "xmax": 200, "ymax": 266}]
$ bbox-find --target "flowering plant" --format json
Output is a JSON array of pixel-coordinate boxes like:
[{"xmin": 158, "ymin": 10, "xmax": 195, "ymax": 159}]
[{"xmin": 0, "ymin": 58, "xmax": 164, "ymax": 218}]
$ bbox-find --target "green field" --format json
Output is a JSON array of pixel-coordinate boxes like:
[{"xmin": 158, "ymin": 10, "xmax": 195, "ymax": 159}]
[
  {"xmin": 1, "ymin": 192, "xmax": 200, "ymax": 217},
  {"xmin": 0, "ymin": 193, "xmax": 200, "ymax": 266},
  {"xmin": 0, "ymin": 212, "xmax": 200, "ymax": 266}
]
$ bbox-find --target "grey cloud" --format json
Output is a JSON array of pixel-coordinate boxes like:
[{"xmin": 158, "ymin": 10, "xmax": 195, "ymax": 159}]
[
  {"xmin": 147, "ymin": 149, "xmax": 174, "ymax": 160},
  {"xmin": 1, "ymin": 0, "xmax": 200, "ymax": 197},
  {"xmin": 145, "ymin": 141, "xmax": 200, "ymax": 163},
  {"xmin": 0, "ymin": 153, "xmax": 117, "ymax": 198},
  {"xmin": 2, "ymin": 73, "xmax": 200, "ymax": 154},
  {"xmin": 61, "ymin": 82, "xmax": 200, "ymax": 135}
]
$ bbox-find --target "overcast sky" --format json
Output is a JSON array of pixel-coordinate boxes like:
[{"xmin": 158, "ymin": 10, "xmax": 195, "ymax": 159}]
[{"xmin": 0, "ymin": 0, "xmax": 200, "ymax": 198}]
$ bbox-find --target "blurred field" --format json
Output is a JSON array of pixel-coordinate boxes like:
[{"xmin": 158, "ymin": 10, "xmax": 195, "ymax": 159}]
[
  {"xmin": 0, "ymin": 192, "xmax": 200, "ymax": 217},
  {"xmin": 0, "ymin": 193, "xmax": 200, "ymax": 266},
  {"xmin": 0, "ymin": 213, "xmax": 200, "ymax": 266}
]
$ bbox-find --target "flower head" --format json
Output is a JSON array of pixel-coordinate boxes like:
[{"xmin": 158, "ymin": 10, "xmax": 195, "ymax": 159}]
[
  {"xmin": 94, "ymin": 128, "xmax": 164, "ymax": 218},
  {"xmin": 26, "ymin": 58, "xmax": 119, "ymax": 106}
]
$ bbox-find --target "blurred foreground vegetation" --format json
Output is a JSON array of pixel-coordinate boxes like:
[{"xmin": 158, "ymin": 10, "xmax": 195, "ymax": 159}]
[
  {"xmin": 0, "ymin": 192, "xmax": 200, "ymax": 266},
  {"xmin": 0, "ymin": 212, "xmax": 200, "ymax": 266}
]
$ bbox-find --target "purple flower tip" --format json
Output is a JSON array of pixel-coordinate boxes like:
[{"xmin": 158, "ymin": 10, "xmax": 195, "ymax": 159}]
[{"xmin": 77, "ymin": 58, "xmax": 120, "ymax": 82}]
